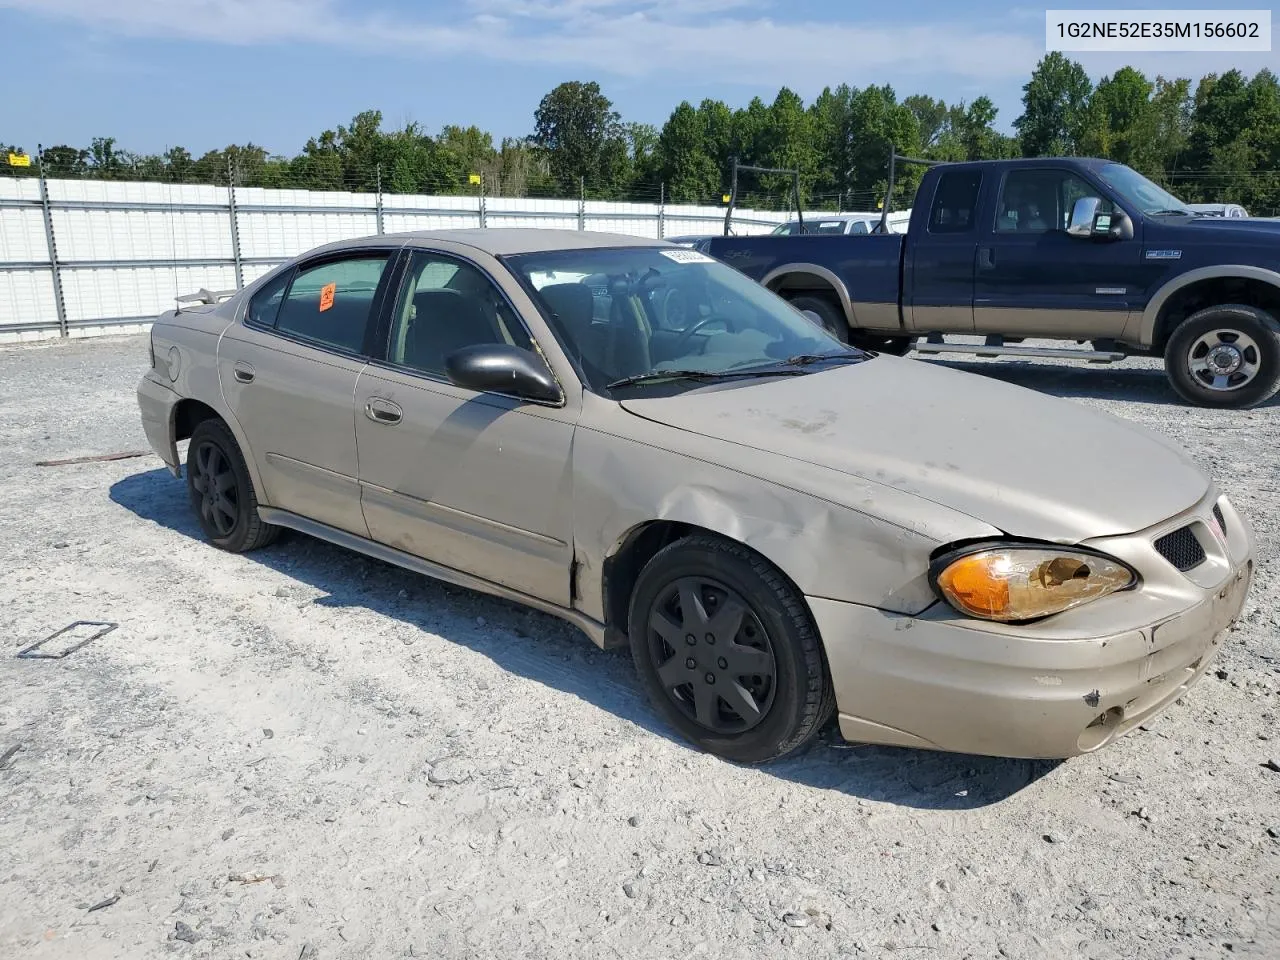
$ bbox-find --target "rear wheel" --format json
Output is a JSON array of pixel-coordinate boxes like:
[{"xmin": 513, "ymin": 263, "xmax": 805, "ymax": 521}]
[
  {"xmin": 186, "ymin": 418, "xmax": 279, "ymax": 553},
  {"xmin": 627, "ymin": 535, "xmax": 835, "ymax": 764},
  {"xmin": 788, "ymin": 294, "xmax": 848, "ymax": 340},
  {"xmin": 786, "ymin": 294, "xmax": 911, "ymax": 356},
  {"xmin": 1163, "ymin": 304, "xmax": 1280, "ymax": 408}
]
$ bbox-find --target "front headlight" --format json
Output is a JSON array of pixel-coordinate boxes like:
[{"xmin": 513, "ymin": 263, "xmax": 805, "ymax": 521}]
[{"xmin": 929, "ymin": 544, "xmax": 1137, "ymax": 622}]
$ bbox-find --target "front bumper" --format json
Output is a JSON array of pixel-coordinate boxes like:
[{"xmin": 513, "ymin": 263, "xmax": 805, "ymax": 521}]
[{"xmin": 812, "ymin": 490, "xmax": 1256, "ymax": 759}]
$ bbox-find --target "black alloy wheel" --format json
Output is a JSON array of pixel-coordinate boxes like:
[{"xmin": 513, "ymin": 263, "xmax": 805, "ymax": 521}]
[{"xmin": 644, "ymin": 576, "xmax": 777, "ymax": 735}]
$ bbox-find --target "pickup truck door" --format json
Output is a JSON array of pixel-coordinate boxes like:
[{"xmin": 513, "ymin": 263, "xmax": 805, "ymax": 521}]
[
  {"xmin": 973, "ymin": 167, "xmax": 1141, "ymax": 337},
  {"xmin": 905, "ymin": 169, "xmax": 983, "ymax": 333}
]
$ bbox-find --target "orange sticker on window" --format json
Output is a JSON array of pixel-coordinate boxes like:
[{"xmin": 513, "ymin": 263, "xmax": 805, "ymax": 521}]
[{"xmin": 318, "ymin": 282, "xmax": 336, "ymax": 312}]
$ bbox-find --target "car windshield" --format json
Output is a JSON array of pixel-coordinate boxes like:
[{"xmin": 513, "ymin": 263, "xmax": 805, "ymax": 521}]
[
  {"xmin": 1095, "ymin": 163, "xmax": 1195, "ymax": 216},
  {"xmin": 506, "ymin": 246, "xmax": 860, "ymax": 393},
  {"xmin": 771, "ymin": 220, "xmax": 851, "ymax": 235}
]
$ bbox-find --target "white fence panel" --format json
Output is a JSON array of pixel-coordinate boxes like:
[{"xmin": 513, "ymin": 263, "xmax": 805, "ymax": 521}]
[{"xmin": 1, "ymin": 177, "xmax": 810, "ymax": 342}]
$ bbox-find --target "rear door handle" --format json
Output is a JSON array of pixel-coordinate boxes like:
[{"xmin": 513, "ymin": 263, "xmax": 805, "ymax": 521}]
[
  {"xmin": 365, "ymin": 398, "xmax": 402, "ymax": 425},
  {"xmin": 232, "ymin": 361, "xmax": 255, "ymax": 384},
  {"xmin": 977, "ymin": 247, "xmax": 995, "ymax": 270}
]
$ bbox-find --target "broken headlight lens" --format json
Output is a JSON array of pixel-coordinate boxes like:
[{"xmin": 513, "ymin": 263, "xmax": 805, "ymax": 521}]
[{"xmin": 930, "ymin": 545, "xmax": 1137, "ymax": 622}]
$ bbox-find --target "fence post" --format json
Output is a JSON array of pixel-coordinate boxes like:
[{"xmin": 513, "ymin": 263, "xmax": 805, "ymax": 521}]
[
  {"xmin": 226, "ymin": 156, "xmax": 244, "ymax": 289},
  {"xmin": 478, "ymin": 173, "xmax": 487, "ymax": 228},
  {"xmin": 36, "ymin": 145, "xmax": 69, "ymax": 338},
  {"xmin": 578, "ymin": 176, "xmax": 585, "ymax": 231},
  {"xmin": 375, "ymin": 163, "xmax": 385, "ymax": 235},
  {"xmin": 658, "ymin": 182, "xmax": 665, "ymax": 239}
]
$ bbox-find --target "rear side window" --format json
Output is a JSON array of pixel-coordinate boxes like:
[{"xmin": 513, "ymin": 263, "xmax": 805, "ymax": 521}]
[
  {"xmin": 928, "ymin": 172, "xmax": 982, "ymax": 234},
  {"xmin": 273, "ymin": 255, "xmax": 389, "ymax": 353},
  {"xmin": 245, "ymin": 269, "xmax": 290, "ymax": 327}
]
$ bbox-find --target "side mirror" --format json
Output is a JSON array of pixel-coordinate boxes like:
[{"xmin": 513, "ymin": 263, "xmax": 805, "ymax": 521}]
[
  {"xmin": 1067, "ymin": 197, "xmax": 1134, "ymax": 241},
  {"xmin": 444, "ymin": 343, "xmax": 562, "ymax": 403},
  {"xmin": 1067, "ymin": 197, "xmax": 1101, "ymax": 237}
]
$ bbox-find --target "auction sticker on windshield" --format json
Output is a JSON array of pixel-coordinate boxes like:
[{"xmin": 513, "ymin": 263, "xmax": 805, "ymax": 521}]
[{"xmin": 660, "ymin": 249, "xmax": 716, "ymax": 264}]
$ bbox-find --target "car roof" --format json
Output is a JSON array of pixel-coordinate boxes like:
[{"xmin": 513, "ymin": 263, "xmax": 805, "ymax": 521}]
[{"xmin": 386, "ymin": 228, "xmax": 670, "ymax": 256}]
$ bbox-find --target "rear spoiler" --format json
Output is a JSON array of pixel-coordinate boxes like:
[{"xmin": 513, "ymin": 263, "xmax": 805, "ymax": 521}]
[{"xmin": 175, "ymin": 288, "xmax": 238, "ymax": 312}]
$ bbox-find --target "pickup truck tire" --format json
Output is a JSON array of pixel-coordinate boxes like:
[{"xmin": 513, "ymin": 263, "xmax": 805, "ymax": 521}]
[
  {"xmin": 1164, "ymin": 304, "xmax": 1280, "ymax": 409},
  {"xmin": 788, "ymin": 294, "xmax": 848, "ymax": 339},
  {"xmin": 787, "ymin": 294, "xmax": 912, "ymax": 357}
]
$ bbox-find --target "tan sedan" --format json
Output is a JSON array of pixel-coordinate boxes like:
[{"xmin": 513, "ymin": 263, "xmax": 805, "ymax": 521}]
[{"xmin": 137, "ymin": 229, "xmax": 1255, "ymax": 762}]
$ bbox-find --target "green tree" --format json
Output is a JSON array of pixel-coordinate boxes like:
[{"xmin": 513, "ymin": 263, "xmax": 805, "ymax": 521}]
[
  {"xmin": 41, "ymin": 145, "xmax": 89, "ymax": 177},
  {"xmin": 1015, "ymin": 52, "xmax": 1093, "ymax": 156},
  {"xmin": 530, "ymin": 80, "xmax": 629, "ymax": 194},
  {"xmin": 844, "ymin": 85, "xmax": 921, "ymax": 208},
  {"xmin": 1128, "ymin": 77, "xmax": 1192, "ymax": 180},
  {"xmin": 904, "ymin": 94, "xmax": 949, "ymax": 149},
  {"xmin": 657, "ymin": 102, "xmax": 719, "ymax": 202},
  {"xmin": 1079, "ymin": 67, "xmax": 1153, "ymax": 164},
  {"xmin": 625, "ymin": 122, "xmax": 661, "ymax": 189},
  {"xmin": 760, "ymin": 87, "xmax": 818, "ymax": 203}
]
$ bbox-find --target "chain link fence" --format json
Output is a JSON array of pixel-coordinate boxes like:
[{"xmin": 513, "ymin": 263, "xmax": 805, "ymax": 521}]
[{"xmin": 1, "ymin": 159, "xmax": 858, "ymax": 342}]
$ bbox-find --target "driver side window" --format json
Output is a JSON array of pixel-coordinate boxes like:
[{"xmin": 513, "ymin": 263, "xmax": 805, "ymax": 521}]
[
  {"xmin": 386, "ymin": 252, "xmax": 537, "ymax": 380},
  {"xmin": 996, "ymin": 170, "xmax": 1115, "ymax": 234}
]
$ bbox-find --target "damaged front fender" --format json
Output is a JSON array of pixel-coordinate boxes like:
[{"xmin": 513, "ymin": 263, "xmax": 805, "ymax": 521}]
[{"xmin": 570, "ymin": 394, "xmax": 1002, "ymax": 624}]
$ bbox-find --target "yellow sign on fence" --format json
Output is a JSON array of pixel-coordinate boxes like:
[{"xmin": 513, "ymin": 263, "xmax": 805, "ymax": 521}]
[
  {"xmin": 468, "ymin": 173, "xmax": 481, "ymax": 185},
  {"xmin": 721, "ymin": 194, "xmax": 731, "ymax": 203},
  {"xmin": 7, "ymin": 152, "xmax": 31, "ymax": 167}
]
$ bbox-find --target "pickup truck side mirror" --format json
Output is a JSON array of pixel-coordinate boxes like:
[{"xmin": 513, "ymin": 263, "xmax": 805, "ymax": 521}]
[
  {"xmin": 1067, "ymin": 197, "xmax": 1134, "ymax": 241},
  {"xmin": 1067, "ymin": 197, "xmax": 1102, "ymax": 236}
]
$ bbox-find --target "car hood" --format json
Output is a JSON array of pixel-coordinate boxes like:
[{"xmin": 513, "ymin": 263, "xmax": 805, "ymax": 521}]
[
  {"xmin": 1153, "ymin": 216, "xmax": 1280, "ymax": 244},
  {"xmin": 618, "ymin": 356, "xmax": 1210, "ymax": 543}
]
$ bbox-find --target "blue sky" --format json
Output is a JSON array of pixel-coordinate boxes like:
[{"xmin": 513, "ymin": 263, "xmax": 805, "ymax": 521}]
[{"xmin": 1, "ymin": 0, "xmax": 1277, "ymax": 156}]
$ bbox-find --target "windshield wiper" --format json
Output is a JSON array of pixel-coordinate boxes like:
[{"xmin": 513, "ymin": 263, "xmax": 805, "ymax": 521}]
[
  {"xmin": 1148, "ymin": 209, "xmax": 1193, "ymax": 217},
  {"xmin": 606, "ymin": 368, "xmax": 810, "ymax": 389},
  {"xmin": 778, "ymin": 352, "xmax": 866, "ymax": 366}
]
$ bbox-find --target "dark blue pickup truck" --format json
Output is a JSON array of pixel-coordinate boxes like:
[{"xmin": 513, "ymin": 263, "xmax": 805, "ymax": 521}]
[{"xmin": 706, "ymin": 157, "xmax": 1280, "ymax": 408}]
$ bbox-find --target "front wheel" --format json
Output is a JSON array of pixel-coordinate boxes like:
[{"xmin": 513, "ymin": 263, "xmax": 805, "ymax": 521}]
[
  {"xmin": 627, "ymin": 535, "xmax": 835, "ymax": 764},
  {"xmin": 1163, "ymin": 304, "xmax": 1280, "ymax": 408}
]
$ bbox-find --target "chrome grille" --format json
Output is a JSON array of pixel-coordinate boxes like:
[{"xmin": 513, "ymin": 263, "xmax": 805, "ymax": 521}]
[{"xmin": 1154, "ymin": 525, "xmax": 1206, "ymax": 572}]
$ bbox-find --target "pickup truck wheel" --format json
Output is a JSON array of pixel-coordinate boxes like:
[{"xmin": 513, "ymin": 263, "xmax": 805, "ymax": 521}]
[
  {"xmin": 627, "ymin": 535, "xmax": 835, "ymax": 764},
  {"xmin": 787, "ymin": 294, "xmax": 911, "ymax": 356},
  {"xmin": 850, "ymin": 334, "xmax": 913, "ymax": 357},
  {"xmin": 1164, "ymin": 304, "xmax": 1280, "ymax": 409},
  {"xmin": 787, "ymin": 294, "xmax": 848, "ymax": 340}
]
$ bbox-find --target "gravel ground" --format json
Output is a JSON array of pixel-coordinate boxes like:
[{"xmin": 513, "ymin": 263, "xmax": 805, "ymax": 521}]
[{"xmin": 1, "ymin": 334, "xmax": 1277, "ymax": 960}]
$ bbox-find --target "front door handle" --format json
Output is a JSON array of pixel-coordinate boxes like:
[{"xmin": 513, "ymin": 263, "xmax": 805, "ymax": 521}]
[
  {"xmin": 365, "ymin": 398, "xmax": 402, "ymax": 425},
  {"xmin": 977, "ymin": 247, "xmax": 995, "ymax": 270},
  {"xmin": 232, "ymin": 361, "xmax": 255, "ymax": 384}
]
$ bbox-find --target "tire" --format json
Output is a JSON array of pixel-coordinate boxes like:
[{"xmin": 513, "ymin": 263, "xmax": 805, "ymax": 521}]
[
  {"xmin": 186, "ymin": 418, "xmax": 280, "ymax": 553},
  {"xmin": 627, "ymin": 534, "xmax": 835, "ymax": 764},
  {"xmin": 788, "ymin": 294, "xmax": 849, "ymax": 341},
  {"xmin": 1163, "ymin": 304, "xmax": 1280, "ymax": 409},
  {"xmin": 786, "ymin": 294, "xmax": 911, "ymax": 356}
]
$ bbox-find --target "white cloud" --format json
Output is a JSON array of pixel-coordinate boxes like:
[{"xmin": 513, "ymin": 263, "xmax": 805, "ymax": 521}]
[
  {"xmin": 1, "ymin": 0, "xmax": 1048, "ymax": 88},
  {"xmin": 4, "ymin": 0, "xmax": 1266, "ymax": 97}
]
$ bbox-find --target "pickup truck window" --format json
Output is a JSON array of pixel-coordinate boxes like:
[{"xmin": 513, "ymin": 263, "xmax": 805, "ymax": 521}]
[
  {"xmin": 1095, "ymin": 162, "xmax": 1194, "ymax": 217},
  {"xmin": 995, "ymin": 169, "xmax": 1115, "ymax": 234},
  {"xmin": 928, "ymin": 172, "xmax": 982, "ymax": 234}
]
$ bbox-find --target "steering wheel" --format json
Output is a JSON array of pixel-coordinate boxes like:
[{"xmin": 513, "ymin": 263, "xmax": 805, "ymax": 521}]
[{"xmin": 671, "ymin": 314, "xmax": 736, "ymax": 354}]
